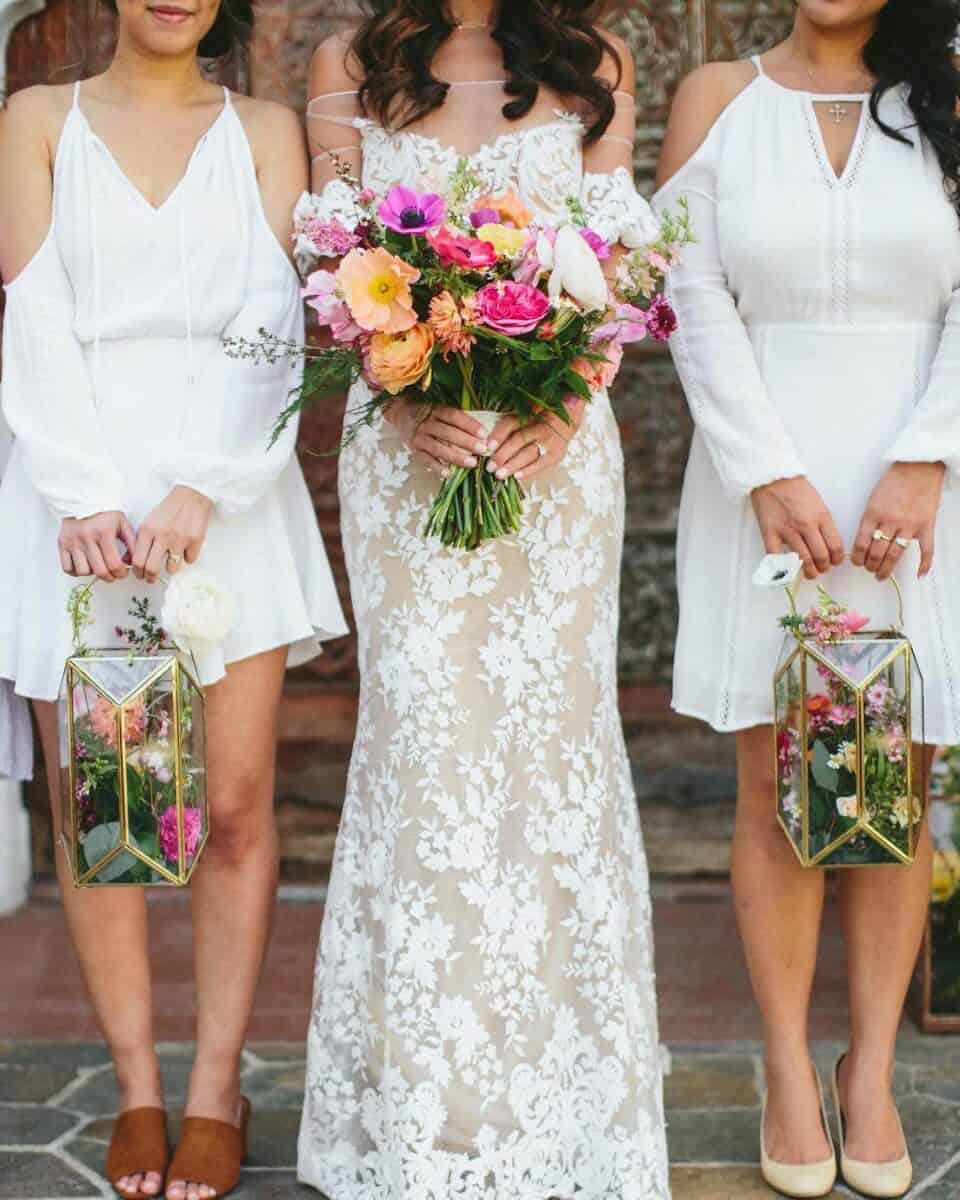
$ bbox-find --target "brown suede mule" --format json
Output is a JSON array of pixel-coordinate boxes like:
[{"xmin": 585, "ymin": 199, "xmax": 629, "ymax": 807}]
[
  {"xmin": 106, "ymin": 1107, "xmax": 170, "ymax": 1198},
  {"xmin": 165, "ymin": 1097, "xmax": 252, "ymax": 1198}
]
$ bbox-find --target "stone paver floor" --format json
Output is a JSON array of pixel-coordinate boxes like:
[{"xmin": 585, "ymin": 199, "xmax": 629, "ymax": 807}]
[{"xmin": 2, "ymin": 1039, "xmax": 960, "ymax": 1200}]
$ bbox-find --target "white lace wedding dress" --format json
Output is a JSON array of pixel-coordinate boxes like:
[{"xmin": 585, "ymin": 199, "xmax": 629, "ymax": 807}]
[{"xmin": 298, "ymin": 48, "xmax": 670, "ymax": 1200}]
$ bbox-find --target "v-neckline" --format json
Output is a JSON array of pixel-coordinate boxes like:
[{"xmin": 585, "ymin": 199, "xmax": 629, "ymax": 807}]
[
  {"xmin": 75, "ymin": 88, "xmax": 230, "ymax": 215},
  {"xmin": 806, "ymin": 95, "xmax": 870, "ymax": 186}
]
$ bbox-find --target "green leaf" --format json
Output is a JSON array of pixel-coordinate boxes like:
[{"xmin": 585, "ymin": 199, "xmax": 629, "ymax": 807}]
[
  {"xmin": 811, "ymin": 740, "xmax": 840, "ymax": 793},
  {"xmin": 83, "ymin": 822, "xmax": 139, "ymax": 884}
]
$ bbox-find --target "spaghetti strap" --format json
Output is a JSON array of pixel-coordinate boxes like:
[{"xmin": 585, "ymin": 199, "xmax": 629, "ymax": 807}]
[
  {"xmin": 72, "ymin": 81, "xmax": 81, "ymax": 109},
  {"xmin": 751, "ymin": 54, "xmax": 765, "ymax": 77},
  {"xmin": 221, "ymin": 85, "xmax": 232, "ymax": 109}
]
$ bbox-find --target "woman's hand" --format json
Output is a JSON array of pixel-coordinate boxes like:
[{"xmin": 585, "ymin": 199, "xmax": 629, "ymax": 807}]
[
  {"xmin": 385, "ymin": 399, "xmax": 491, "ymax": 475},
  {"xmin": 132, "ymin": 486, "xmax": 213, "ymax": 583},
  {"xmin": 851, "ymin": 461, "xmax": 945, "ymax": 580},
  {"xmin": 59, "ymin": 512, "xmax": 136, "ymax": 582},
  {"xmin": 751, "ymin": 476, "xmax": 845, "ymax": 580},
  {"xmin": 486, "ymin": 397, "xmax": 587, "ymax": 484}
]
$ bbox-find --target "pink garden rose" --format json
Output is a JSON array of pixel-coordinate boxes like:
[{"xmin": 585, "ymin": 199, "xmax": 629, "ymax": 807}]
[
  {"xmin": 476, "ymin": 281, "xmax": 550, "ymax": 336},
  {"xmin": 159, "ymin": 806, "xmax": 203, "ymax": 864}
]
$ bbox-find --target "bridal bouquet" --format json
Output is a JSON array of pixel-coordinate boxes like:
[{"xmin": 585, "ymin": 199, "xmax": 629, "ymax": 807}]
[
  {"xmin": 227, "ymin": 159, "xmax": 693, "ymax": 550},
  {"xmin": 762, "ymin": 554, "xmax": 924, "ymax": 868}
]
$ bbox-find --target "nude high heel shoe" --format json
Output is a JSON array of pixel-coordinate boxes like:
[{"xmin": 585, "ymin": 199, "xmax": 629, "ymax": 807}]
[
  {"xmin": 761, "ymin": 1066, "xmax": 838, "ymax": 1198},
  {"xmin": 832, "ymin": 1055, "xmax": 912, "ymax": 1199}
]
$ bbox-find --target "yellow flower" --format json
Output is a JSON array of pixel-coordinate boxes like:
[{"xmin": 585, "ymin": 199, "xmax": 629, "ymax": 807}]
[
  {"xmin": 932, "ymin": 850, "xmax": 957, "ymax": 904},
  {"xmin": 369, "ymin": 323, "xmax": 435, "ymax": 395},
  {"xmin": 337, "ymin": 247, "xmax": 420, "ymax": 334},
  {"xmin": 475, "ymin": 223, "xmax": 528, "ymax": 260}
]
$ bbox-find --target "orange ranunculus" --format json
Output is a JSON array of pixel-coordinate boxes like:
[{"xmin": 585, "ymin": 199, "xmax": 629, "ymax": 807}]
[
  {"xmin": 429, "ymin": 290, "xmax": 476, "ymax": 357},
  {"xmin": 473, "ymin": 190, "xmax": 533, "ymax": 229},
  {"xmin": 807, "ymin": 694, "xmax": 831, "ymax": 714},
  {"xmin": 369, "ymin": 323, "xmax": 435, "ymax": 394},
  {"xmin": 337, "ymin": 246, "xmax": 420, "ymax": 334}
]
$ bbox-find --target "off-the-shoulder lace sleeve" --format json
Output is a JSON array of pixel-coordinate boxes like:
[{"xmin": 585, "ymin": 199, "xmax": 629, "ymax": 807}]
[
  {"xmin": 1, "ymin": 235, "xmax": 128, "ymax": 521},
  {"xmin": 153, "ymin": 224, "xmax": 306, "ymax": 517},
  {"xmin": 885, "ymin": 285, "xmax": 960, "ymax": 476},
  {"xmin": 579, "ymin": 92, "xmax": 660, "ymax": 248},
  {"xmin": 307, "ymin": 89, "xmax": 363, "ymax": 189},
  {"xmin": 653, "ymin": 123, "xmax": 807, "ymax": 500}
]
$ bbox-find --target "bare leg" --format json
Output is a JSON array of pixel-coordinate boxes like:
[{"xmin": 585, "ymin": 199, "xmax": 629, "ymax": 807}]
[
  {"xmin": 732, "ymin": 725, "xmax": 832, "ymax": 1163},
  {"xmin": 33, "ymin": 700, "xmax": 163, "ymax": 1199},
  {"xmin": 166, "ymin": 647, "xmax": 287, "ymax": 1200},
  {"xmin": 835, "ymin": 744, "xmax": 934, "ymax": 1163}
]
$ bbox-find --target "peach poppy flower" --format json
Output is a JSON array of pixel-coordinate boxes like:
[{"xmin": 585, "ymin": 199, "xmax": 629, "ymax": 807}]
[{"xmin": 337, "ymin": 247, "xmax": 420, "ymax": 334}]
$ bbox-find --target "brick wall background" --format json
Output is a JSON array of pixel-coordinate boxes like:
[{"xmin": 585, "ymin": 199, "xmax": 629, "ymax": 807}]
[{"xmin": 6, "ymin": 0, "xmax": 798, "ymax": 878}]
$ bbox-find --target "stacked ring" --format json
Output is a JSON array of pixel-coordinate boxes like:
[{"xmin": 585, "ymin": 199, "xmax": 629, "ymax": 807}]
[{"xmin": 535, "ymin": 442, "xmax": 547, "ymax": 459}]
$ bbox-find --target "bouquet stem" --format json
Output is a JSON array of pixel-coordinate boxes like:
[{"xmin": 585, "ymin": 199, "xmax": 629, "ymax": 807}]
[{"xmin": 424, "ymin": 464, "xmax": 524, "ymax": 550}]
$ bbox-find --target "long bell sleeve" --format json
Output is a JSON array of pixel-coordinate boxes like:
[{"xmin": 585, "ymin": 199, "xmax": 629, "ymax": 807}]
[
  {"xmin": 155, "ymin": 228, "xmax": 306, "ymax": 518},
  {"xmin": 1, "ymin": 236, "xmax": 129, "ymax": 521},
  {"xmin": 884, "ymin": 284, "xmax": 960, "ymax": 475},
  {"xmin": 653, "ymin": 126, "xmax": 807, "ymax": 501}
]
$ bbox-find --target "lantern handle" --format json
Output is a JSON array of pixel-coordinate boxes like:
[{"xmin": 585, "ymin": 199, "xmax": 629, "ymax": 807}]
[{"xmin": 784, "ymin": 561, "xmax": 906, "ymax": 633}]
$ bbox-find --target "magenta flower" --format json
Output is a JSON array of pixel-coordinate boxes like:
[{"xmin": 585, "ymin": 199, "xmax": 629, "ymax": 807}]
[
  {"xmin": 378, "ymin": 186, "xmax": 445, "ymax": 234},
  {"xmin": 303, "ymin": 216, "xmax": 361, "ymax": 258},
  {"xmin": 646, "ymin": 294, "xmax": 678, "ymax": 342},
  {"xmin": 842, "ymin": 610, "xmax": 870, "ymax": 636},
  {"xmin": 158, "ymin": 806, "xmax": 203, "ymax": 864},
  {"xmin": 580, "ymin": 228, "xmax": 611, "ymax": 260},
  {"xmin": 470, "ymin": 207, "xmax": 500, "ymax": 229},
  {"xmin": 476, "ymin": 281, "xmax": 551, "ymax": 336}
]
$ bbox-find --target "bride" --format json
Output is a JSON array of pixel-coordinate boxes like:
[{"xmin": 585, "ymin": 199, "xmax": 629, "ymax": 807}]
[{"xmin": 297, "ymin": 3, "xmax": 671, "ymax": 1197}]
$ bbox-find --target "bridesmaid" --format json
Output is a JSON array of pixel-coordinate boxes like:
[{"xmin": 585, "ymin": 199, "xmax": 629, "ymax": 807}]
[
  {"xmin": 0, "ymin": 2, "xmax": 346, "ymax": 1198},
  {"xmin": 656, "ymin": 1, "xmax": 960, "ymax": 1197}
]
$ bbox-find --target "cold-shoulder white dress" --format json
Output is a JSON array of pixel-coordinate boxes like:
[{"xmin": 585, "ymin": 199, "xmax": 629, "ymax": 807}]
[
  {"xmin": 0, "ymin": 84, "xmax": 348, "ymax": 778},
  {"xmin": 655, "ymin": 59, "xmax": 960, "ymax": 740},
  {"xmin": 297, "ymin": 74, "xmax": 671, "ymax": 1200}
]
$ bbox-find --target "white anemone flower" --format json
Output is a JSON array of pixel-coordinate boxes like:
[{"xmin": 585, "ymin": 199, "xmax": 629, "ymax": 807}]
[
  {"xmin": 752, "ymin": 552, "xmax": 804, "ymax": 589},
  {"xmin": 547, "ymin": 225, "xmax": 609, "ymax": 312}
]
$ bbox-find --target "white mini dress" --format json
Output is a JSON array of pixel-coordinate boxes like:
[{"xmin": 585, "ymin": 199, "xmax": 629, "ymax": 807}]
[
  {"xmin": 655, "ymin": 62, "xmax": 960, "ymax": 741},
  {"xmin": 0, "ymin": 85, "xmax": 348, "ymax": 777}
]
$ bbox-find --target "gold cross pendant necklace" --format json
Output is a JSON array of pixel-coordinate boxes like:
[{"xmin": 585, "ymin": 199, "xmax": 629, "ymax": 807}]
[{"xmin": 828, "ymin": 102, "xmax": 849, "ymax": 124}]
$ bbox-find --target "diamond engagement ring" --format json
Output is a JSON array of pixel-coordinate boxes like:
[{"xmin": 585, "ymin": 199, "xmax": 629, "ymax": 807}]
[
  {"xmin": 894, "ymin": 536, "xmax": 911, "ymax": 549},
  {"xmin": 166, "ymin": 552, "xmax": 183, "ymax": 568},
  {"xmin": 535, "ymin": 442, "xmax": 547, "ymax": 459}
]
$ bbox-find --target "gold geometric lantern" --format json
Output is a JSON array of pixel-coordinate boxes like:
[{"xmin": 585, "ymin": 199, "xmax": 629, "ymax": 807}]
[
  {"xmin": 773, "ymin": 580, "xmax": 924, "ymax": 868},
  {"xmin": 58, "ymin": 642, "xmax": 208, "ymax": 888}
]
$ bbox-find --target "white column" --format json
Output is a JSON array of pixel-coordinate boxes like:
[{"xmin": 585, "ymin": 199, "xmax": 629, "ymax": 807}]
[{"xmin": 0, "ymin": 0, "xmax": 47, "ymax": 915}]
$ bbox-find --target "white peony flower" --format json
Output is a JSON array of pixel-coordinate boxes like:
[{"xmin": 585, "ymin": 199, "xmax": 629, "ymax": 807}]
[
  {"xmin": 752, "ymin": 552, "xmax": 804, "ymax": 589},
  {"xmin": 161, "ymin": 568, "xmax": 237, "ymax": 657},
  {"xmin": 836, "ymin": 794, "xmax": 858, "ymax": 819},
  {"xmin": 547, "ymin": 225, "xmax": 609, "ymax": 312}
]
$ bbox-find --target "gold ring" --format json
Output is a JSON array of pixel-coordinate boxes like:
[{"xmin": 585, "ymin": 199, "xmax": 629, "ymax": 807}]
[
  {"xmin": 535, "ymin": 442, "xmax": 547, "ymax": 459},
  {"xmin": 894, "ymin": 536, "xmax": 911, "ymax": 550},
  {"xmin": 166, "ymin": 552, "xmax": 183, "ymax": 568},
  {"xmin": 872, "ymin": 530, "xmax": 892, "ymax": 543}
]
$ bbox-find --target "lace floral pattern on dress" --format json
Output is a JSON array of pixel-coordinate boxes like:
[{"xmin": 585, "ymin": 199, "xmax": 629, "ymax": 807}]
[{"xmin": 298, "ymin": 110, "xmax": 670, "ymax": 1200}]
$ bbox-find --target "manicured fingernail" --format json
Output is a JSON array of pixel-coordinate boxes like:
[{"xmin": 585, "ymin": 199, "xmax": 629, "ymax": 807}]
[
  {"xmin": 441, "ymin": 467, "xmax": 450, "ymax": 479},
  {"xmin": 516, "ymin": 471, "xmax": 525, "ymax": 481},
  {"xmin": 476, "ymin": 441, "xmax": 489, "ymax": 453},
  {"xmin": 465, "ymin": 456, "xmax": 478, "ymax": 468},
  {"xmin": 486, "ymin": 460, "xmax": 497, "ymax": 473},
  {"xmin": 496, "ymin": 468, "xmax": 509, "ymax": 480},
  {"xmin": 487, "ymin": 440, "xmax": 498, "ymax": 452}
]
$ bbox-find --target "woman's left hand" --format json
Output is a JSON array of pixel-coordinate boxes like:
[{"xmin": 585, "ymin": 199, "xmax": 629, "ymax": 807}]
[
  {"xmin": 851, "ymin": 461, "xmax": 945, "ymax": 580},
  {"xmin": 486, "ymin": 397, "xmax": 587, "ymax": 483},
  {"xmin": 132, "ymin": 486, "xmax": 213, "ymax": 583}
]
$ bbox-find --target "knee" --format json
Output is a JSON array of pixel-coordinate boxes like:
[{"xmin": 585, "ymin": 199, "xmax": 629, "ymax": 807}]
[{"xmin": 205, "ymin": 769, "xmax": 275, "ymax": 866}]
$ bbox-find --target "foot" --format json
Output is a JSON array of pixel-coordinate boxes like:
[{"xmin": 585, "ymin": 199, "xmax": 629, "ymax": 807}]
[
  {"xmin": 111, "ymin": 1079, "xmax": 167, "ymax": 1199},
  {"xmin": 763, "ymin": 1055, "xmax": 834, "ymax": 1165},
  {"xmin": 115, "ymin": 1172, "xmax": 164, "ymax": 1199},
  {"xmin": 165, "ymin": 1083, "xmax": 244, "ymax": 1200},
  {"xmin": 837, "ymin": 1053, "xmax": 907, "ymax": 1164}
]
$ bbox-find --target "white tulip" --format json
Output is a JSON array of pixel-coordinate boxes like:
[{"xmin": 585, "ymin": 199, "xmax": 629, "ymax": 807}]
[
  {"xmin": 752, "ymin": 552, "xmax": 803, "ymax": 589},
  {"xmin": 547, "ymin": 225, "xmax": 609, "ymax": 313},
  {"xmin": 161, "ymin": 568, "xmax": 237, "ymax": 657}
]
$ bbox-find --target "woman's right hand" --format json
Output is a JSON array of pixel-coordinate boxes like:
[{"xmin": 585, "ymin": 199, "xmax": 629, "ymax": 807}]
[
  {"xmin": 59, "ymin": 511, "xmax": 136, "ymax": 582},
  {"xmin": 384, "ymin": 399, "xmax": 492, "ymax": 476},
  {"xmin": 751, "ymin": 476, "xmax": 845, "ymax": 580}
]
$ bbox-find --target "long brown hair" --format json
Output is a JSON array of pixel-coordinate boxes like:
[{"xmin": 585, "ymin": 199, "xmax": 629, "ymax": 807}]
[{"xmin": 351, "ymin": 1, "xmax": 621, "ymax": 142}]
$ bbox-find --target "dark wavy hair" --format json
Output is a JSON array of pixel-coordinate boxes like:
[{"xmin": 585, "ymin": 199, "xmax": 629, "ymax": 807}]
[
  {"xmin": 866, "ymin": 0, "xmax": 960, "ymax": 214},
  {"xmin": 351, "ymin": 1, "xmax": 621, "ymax": 143},
  {"xmin": 102, "ymin": 0, "xmax": 253, "ymax": 58}
]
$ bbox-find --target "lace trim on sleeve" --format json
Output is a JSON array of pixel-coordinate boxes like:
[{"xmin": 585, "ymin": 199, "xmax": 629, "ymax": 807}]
[{"xmin": 579, "ymin": 166, "xmax": 659, "ymax": 248}]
